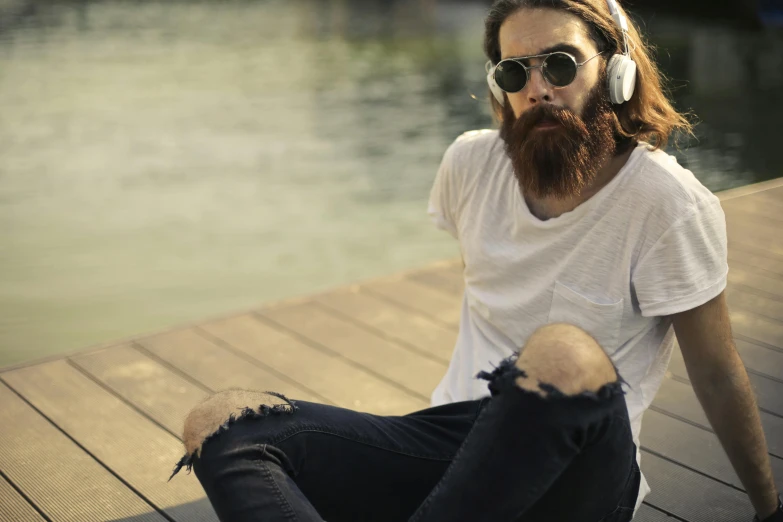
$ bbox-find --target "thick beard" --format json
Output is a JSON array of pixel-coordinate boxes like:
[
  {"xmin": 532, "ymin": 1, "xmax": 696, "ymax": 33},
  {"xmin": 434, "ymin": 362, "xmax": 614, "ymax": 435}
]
[{"xmin": 499, "ymin": 82, "xmax": 618, "ymax": 200}]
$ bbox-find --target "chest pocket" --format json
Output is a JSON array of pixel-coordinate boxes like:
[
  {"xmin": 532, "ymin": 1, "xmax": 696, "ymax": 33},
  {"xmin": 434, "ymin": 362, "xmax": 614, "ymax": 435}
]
[{"xmin": 547, "ymin": 281, "xmax": 624, "ymax": 355}]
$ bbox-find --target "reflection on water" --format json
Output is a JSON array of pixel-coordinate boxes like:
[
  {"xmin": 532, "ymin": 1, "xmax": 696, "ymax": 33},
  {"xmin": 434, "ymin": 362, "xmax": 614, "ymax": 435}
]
[{"xmin": 1, "ymin": 0, "xmax": 781, "ymax": 366}]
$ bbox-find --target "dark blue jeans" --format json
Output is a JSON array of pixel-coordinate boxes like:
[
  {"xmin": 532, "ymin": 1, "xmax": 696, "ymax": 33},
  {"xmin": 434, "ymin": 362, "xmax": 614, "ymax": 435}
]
[{"xmin": 173, "ymin": 357, "xmax": 640, "ymax": 521}]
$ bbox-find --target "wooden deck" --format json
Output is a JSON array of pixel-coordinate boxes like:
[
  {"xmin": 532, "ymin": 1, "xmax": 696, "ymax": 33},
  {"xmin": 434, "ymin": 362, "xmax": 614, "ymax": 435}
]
[{"xmin": 1, "ymin": 178, "xmax": 782, "ymax": 522}]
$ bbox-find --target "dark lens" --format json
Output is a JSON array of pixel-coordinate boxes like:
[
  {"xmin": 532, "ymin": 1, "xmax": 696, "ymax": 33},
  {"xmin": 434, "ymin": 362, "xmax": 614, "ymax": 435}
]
[
  {"xmin": 543, "ymin": 53, "xmax": 577, "ymax": 87},
  {"xmin": 494, "ymin": 60, "xmax": 527, "ymax": 93}
]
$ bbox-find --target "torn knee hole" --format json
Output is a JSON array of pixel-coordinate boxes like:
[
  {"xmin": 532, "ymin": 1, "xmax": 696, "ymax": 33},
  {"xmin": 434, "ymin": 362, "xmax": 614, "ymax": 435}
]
[
  {"xmin": 171, "ymin": 390, "xmax": 297, "ymax": 480},
  {"xmin": 476, "ymin": 353, "xmax": 623, "ymax": 400}
]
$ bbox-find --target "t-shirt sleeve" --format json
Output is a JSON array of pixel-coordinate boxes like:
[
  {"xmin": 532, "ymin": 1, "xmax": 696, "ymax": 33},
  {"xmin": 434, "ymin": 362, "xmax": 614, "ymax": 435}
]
[
  {"xmin": 427, "ymin": 143, "xmax": 460, "ymax": 239},
  {"xmin": 632, "ymin": 198, "xmax": 728, "ymax": 317}
]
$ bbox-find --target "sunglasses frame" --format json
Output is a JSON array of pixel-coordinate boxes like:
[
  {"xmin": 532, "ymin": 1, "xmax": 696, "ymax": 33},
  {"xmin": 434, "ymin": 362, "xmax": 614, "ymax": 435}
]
[{"xmin": 490, "ymin": 50, "xmax": 604, "ymax": 93}]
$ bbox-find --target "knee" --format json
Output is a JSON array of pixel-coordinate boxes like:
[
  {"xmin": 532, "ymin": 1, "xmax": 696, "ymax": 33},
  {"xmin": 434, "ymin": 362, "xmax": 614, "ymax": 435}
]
[
  {"xmin": 514, "ymin": 323, "xmax": 618, "ymax": 397},
  {"xmin": 182, "ymin": 389, "xmax": 295, "ymax": 458}
]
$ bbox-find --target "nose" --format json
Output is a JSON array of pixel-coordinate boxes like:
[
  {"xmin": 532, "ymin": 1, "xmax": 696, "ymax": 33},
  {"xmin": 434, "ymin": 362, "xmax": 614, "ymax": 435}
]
[{"xmin": 526, "ymin": 67, "xmax": 553, "ymax": 105}]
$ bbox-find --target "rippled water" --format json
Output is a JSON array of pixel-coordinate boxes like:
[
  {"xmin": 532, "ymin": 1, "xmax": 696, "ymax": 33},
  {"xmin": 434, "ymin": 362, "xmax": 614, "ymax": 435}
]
[{"xmin": 1, "ymin": 0, "xmax": 781, "ymax": 366}]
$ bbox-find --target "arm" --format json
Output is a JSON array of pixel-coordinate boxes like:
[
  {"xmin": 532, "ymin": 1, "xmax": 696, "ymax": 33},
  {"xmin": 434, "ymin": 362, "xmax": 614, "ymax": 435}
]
[{"xmin": 671, "ymin": 291, "xmax": 780, "ymax": 519}]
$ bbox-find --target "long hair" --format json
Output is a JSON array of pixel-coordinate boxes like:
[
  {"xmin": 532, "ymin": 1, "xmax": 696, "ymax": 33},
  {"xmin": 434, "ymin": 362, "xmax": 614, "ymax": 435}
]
[{"xmin": 484, "ymin": 0, "xmax": 693, "ymax": 150}]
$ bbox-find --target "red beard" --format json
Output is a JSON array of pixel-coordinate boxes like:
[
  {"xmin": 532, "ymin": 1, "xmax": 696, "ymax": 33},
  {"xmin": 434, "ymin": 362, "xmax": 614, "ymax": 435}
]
[{"xmin": 499, "ymin": 83, "xmax": 618, "ymax": 200}]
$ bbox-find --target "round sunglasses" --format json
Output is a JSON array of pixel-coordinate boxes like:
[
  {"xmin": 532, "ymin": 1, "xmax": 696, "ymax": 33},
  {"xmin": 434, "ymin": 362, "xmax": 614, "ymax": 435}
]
[{"xmin": 490, "ymin": 51, "xmax": 604, "ymax": 93}]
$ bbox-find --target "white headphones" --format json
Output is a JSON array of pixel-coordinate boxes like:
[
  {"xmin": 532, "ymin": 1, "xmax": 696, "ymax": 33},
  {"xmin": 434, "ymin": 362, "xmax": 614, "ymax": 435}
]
[{"xmin": 486, "ymin": 0, "xmax": 637, "ymax": 106}]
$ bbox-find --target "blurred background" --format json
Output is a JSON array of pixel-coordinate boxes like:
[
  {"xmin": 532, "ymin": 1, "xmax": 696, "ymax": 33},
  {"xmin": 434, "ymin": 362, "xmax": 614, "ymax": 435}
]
[{"xmin": 0, "ymin": 0, "xmax": 781, "ymax": 367}]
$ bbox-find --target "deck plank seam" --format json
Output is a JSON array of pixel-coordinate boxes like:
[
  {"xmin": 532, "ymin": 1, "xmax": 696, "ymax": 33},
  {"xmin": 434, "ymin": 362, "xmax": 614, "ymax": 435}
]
[
  {"xmin": 250, "ymin": 312, "xmax": 432, "ymax": 403},
  {"xmin": 669, "ymin": 372, "xmax": 783, "ymax": 420},
  {"xmin": 359, "ymin": 286, "xmax": 460, "ymax": 330},
  {"xmin": 0, "ymin": 469, "xmax": 52, "ymax": 522},
  {"xmin": 640, "ymin": 447, "xmax": 747, "ymax": 494},
  {"xmin": 66, "ymin": 358, "xmax": 185, "ymax": 442},
  {"xmin": 672, "ymin": 356, "xmax": 783, "ymax": 385},
  {"xmin": 648, "ymin": 402, "xmax": 783, "ymax": 461},
  {"xmin": 745, "ymin": 367, "xmax": 783, "ymax": 385},
  {"xmin": 0, "ymin": 379, "xmax": 176, "ymax": 522},
  {"xmin": 733, "ymin": 333, "xmax": 783, "ymax": 355},
  {"xmin": 672, "ymin": 365, "xmax": 783, "ymax": 387},
  {"xmin": 641, "ymin": 501, "xmax": 688, "ymax": 521},
  {"xmin": 191, "ymin": 326, "xmax": 337, "ymax": 406},
  {"xmin": 131, "ymin": 342, "xmax": 215, "ymax": 395},
  {"xmin": 728, "ymin": 294, "xmax": 783, "ymax": 326},
  {"xmin": 730, "ymin": 302, "xmax": 783, "ymax": 328},
  {"xmin": 309, "ymin": 300, "xmax": 451, "ymax": 366}
]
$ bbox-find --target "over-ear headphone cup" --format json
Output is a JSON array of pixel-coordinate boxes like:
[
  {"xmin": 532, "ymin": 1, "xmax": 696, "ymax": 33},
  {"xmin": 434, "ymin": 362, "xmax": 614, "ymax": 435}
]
[
  {"xmin": 607, "ymin": 54, "xmax": 636, "ymax": 104},
  {"xmin": 617, "ymin": 59, "xmax": 637, "ymax": 103},
  {"xmin": 487, "ymin": 70, "xmax": 506, "ymax": 106}
]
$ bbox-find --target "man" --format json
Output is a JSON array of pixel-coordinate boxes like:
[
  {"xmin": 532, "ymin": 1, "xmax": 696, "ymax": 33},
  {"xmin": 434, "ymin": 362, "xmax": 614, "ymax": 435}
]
[{"xmin": 172, "ymin": 1, "xmax": 782, "ymax": 521}]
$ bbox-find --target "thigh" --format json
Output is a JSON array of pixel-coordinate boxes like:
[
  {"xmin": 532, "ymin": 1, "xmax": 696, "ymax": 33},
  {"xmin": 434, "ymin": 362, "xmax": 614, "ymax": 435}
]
[
  {"xmin": 266, "ymin": 397, "xmax": 487, "ymax": 522},
  {"xmin": 519, "ymin": 410, "xmax": 640, "ymax": 522}
]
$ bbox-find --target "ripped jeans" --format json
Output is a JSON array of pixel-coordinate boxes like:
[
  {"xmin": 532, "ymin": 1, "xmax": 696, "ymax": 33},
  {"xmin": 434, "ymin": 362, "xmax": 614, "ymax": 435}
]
[{"xmin": 171, "ymin": 355, "xmax": 641, "ymax": 522}]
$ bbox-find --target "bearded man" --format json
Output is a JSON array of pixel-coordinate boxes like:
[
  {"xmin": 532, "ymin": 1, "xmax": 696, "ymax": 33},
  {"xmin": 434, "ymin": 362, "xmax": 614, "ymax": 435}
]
[{"xmin": 172, "ymin": 1, "xmax": 782, "ymax": 521}]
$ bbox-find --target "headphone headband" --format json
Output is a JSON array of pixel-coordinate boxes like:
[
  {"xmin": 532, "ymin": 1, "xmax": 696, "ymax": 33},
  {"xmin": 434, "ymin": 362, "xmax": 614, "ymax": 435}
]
[{"xmin": 605, "ymin": 0, "xmax": 630, "ymax": 55}]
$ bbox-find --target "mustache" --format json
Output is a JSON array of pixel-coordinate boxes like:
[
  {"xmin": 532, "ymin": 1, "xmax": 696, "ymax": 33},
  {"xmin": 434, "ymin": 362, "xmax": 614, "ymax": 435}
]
[{"xmin": 512, "ymin": 104, "xmax": 588, "ymax": 142}]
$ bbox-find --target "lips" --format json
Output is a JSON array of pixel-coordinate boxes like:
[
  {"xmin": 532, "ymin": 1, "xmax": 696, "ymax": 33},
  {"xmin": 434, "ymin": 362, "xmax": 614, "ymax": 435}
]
[{"xmin": 534, "ymin": 120, "xmax": 560, "ymax": 129}]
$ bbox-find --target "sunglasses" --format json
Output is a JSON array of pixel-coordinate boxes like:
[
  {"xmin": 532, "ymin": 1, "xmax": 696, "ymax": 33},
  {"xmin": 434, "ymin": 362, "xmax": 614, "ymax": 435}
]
[{"xmin": 489, "ymin": 51, "xmax": 604, "ymax": 93}]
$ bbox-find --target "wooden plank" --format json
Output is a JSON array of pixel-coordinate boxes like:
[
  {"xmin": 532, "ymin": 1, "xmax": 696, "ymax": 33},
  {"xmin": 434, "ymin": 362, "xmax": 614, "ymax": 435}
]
[
  {"xmin": 642, "ymin": 451, "xmax": 753, "ymax": 522},
  {"xmin": 762, "ymin": 184, "xmax": 783, "ymax": 198},
  {"xmin": 730, "ymin": 310, "xmax": 783, "ymax": 350},
  {"xmin": 314, "ymin": 287, "xmax": 457, "ymax": 363},
  {"xmin": 727, "ymin": 248, "xmax": 783, "ymax": 277},
  {"xmin": 668, "ymin": 345, "xmax": 783, "ymax": 417},
  {"xmin": 635, "ymin": 504, "xmax": 676, "ymax": 522},
  {"xmin": 667, "ymin": 335, "xmax": 783, "ymax": 381},
  {"xmin": 361, "ymin": 276, "xmax": 462, "ymax": 326},
  {"xmin": 406, "ymin": 270, "xmax": 464, "ymax": 299},
  {"xmin": 1, "ymin": 361, "xmax": 218, "ymax": 522},
  {"xmin": 722, "ymin": 197, "xmax": 783, "ymax": 227},
  {"xmin": 410, "ymin": 265, "xmax": 465, "ymax": 298},
  {"xmin": 0, "ymin": 474, "xmax": 45, "ymax": 522},
  {"xmin": 745, "ymin": 187, "xmax": 783, "ymax": 210},
  {"xmin": 641, "ymin": 409, "xmax": 783, "ymax": 493},
  {"xmin": 198, "ymin": 314, "xmax": 428, "ymax": 414},
  {"xmin": 651, "ymin": 377, "xmax": 783, "ymax": 457},
  {"xmin": 726, "ymin": 206, "xmax": 783, "ymax": 235},
  {"xmin": 0, "ymin": 382, "xmax": 165, "ymax": 522},
  {"xmin": 728, "ymin": 221, "xmax": 783, "ymax": 258},
  {"xmin": 729, "ymin": 237, "xmax": 783, "ymax": 263},
  {"xmin": 261, "ymin": 302, "xmax": 446, "ymax": 400},
  {"xmin": 71, "ymin": 344, "xmax": 209, "ymax": 437},
  {"xmin": 732, "ymin": 338, "xmax": 783, "ymax": 378},
  {"xmin": 138, "ymin": 329, "xmax": 327, "ymax": 404},
  {"xmin": 728, "ymin": 265, "xmax": 783, "ymax": 302},
  {"xmin": 728, "ymin": 287, "xmax": 783, "ymax": 324}
]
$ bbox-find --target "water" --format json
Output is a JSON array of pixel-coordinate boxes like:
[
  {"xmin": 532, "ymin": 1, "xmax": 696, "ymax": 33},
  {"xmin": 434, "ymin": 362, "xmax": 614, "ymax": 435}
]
[{"xmin": 1, "ymin": 0, "xmax": 781, "ymax": 367}]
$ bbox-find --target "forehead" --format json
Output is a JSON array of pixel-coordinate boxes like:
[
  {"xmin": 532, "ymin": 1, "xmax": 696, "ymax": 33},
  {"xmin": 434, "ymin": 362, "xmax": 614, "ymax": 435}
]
[{"xmin": 499, "ymin": 8, "xmax": 595, "ymax": 59}]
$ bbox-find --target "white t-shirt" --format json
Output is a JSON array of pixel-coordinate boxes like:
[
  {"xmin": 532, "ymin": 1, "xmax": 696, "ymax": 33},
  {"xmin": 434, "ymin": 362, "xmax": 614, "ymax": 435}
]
[{"xmin": 427, "ymin": 129, "xmax": 728, "ymax": 513}]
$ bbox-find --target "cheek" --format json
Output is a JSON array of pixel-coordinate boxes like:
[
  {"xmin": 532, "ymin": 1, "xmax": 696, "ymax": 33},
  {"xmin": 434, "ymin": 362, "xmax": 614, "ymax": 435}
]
[
  {"xmin": 507, "ymin": 95, "xmax": 527, "ymax": 119},
  {"xmin": 562, "ymin": 81, "xmax": 594, "ymax": 115},
  {"xmin": 508, "ymin": 94, "xmax": 526, "ymax": 118}
]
